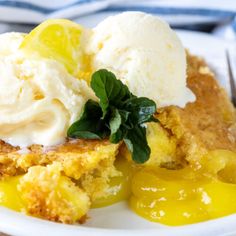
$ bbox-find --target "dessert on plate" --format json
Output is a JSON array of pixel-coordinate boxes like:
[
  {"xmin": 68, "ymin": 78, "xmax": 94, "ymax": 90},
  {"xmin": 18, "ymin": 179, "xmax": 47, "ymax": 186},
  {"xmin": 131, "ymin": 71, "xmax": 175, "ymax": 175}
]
[{"xmin": 0, "ymin": 11, "xmax": 235, "ymax": 226}]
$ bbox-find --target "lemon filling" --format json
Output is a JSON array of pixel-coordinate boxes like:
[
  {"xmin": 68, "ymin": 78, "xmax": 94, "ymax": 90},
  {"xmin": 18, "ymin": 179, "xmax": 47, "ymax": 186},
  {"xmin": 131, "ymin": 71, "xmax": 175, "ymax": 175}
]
[
  {"xmin": 0, "ymin": 176, "xmax": 24, "ymax": 212},
  {"xmin": 130, "ymin": 163, "xmax": 236, "ymax": 226},
  {"xmin": 1, "ymin": 150, "xmax": 236, "ymax": 226},
  {"xmin": 91, "ymin": 150, "xmax": 236, "ymax": 226}
]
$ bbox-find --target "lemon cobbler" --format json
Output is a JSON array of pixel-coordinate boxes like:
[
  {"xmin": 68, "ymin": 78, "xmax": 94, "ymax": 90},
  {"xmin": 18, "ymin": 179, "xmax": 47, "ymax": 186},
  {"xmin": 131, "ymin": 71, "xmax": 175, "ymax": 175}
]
[{"xmin": 0, "ymin": 12, "xmax": 235, "ymax": 226}]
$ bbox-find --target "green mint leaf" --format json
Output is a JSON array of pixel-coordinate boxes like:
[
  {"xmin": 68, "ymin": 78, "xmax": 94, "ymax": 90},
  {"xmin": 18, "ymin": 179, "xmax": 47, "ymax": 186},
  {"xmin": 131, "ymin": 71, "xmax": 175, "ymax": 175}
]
[
  {"xmin": 124, "ymin": 125, "xmax": 150, "ymax": 164},
  {"xmin": 123, "ymin": 138, "xmax": 133, "ymax": 152},
  {"xmin": 118, "ymin": 109, "xmax": 130, "ymax": 123},
  {"xmin": 91, "ymin": 69, "xmax": 131, "ymax": 116},
  {"xmin": 68, "ymin": 69, "xmax": 158, "ymax": 164},
  {"xmin": 109, "ymin": 109, "xmax": 129, "ymax": 143},
  {"xmin": 109, "ymin": 108, "xmax": 122, "ymax": 139},
  {"xmin": 124, "ymin": 97, "xmax": 157, "ymax": 125},
  {"xmin": 110, "ymin": 129, "xmax": 124, "ymax": 143},
  {"xmin": 67, "ymin": 99, "xmax": 108, "ymax": 139}
]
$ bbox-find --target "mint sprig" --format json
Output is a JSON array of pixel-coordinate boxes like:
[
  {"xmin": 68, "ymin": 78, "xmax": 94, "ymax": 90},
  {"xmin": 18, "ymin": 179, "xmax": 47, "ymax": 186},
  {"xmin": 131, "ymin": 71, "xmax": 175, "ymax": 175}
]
[{"xmin": 67, "ymin": 69, "xmax": 157, "ymax": 164}]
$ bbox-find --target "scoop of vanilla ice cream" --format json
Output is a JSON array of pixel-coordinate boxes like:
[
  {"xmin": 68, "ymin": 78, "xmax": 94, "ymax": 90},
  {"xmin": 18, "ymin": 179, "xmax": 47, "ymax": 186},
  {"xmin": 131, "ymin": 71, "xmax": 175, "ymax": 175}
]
[
  {"xmin": 87, "ymin": 12, "xmax": 195, "ymax": 108},
  {"xmin": 0, "ymin": 33, "xmax": 95, "ymax": 148}
]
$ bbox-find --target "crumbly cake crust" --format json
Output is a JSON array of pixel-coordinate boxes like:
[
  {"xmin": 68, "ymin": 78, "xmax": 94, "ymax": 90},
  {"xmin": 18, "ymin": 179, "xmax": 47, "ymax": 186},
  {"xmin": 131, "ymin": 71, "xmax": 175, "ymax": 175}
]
[{"xmin": 157, "ymin": 53, "xmax": 236, "ymax": 167}]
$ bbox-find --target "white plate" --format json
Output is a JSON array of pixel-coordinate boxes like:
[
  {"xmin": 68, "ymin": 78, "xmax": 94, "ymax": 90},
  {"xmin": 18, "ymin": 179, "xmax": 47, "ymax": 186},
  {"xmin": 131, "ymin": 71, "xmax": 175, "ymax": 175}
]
[{"xmin": 0, "ymin": 20, "xmax": 234, "ymax": 236}]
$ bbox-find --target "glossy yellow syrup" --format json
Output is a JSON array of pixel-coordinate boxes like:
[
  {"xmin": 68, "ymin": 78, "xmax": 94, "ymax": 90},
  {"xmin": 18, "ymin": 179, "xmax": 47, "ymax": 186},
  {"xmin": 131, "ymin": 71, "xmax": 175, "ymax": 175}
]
[
  {"xmin": 0, "ymin": 150, "xmax": 236, "ymax": 226},
  {"xmin": 130, "ymin": 150, "xmax": 236, "ymax": 225},
  {"xmin": 0, "ymin": 176, "xmax": 24, "ymax": 211},
  {"xmin": 91, "ymin": 155, "xmax": 134, "ymax": 208},
  {"xmin": 130, "ymin": 167, "xmax": 236, "ymax": 226},
  {"xmin": 94, "ymin": 150, "xmax": 236, "ymax": 226}
]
